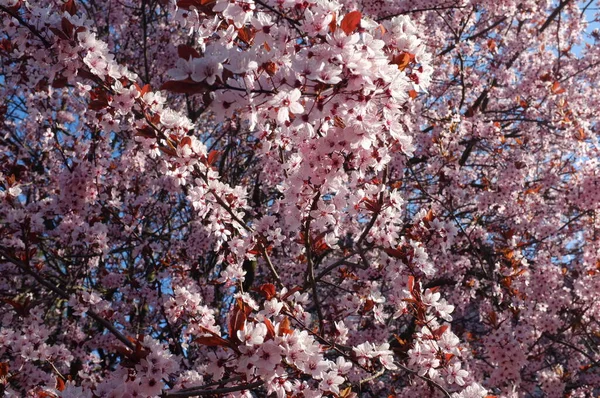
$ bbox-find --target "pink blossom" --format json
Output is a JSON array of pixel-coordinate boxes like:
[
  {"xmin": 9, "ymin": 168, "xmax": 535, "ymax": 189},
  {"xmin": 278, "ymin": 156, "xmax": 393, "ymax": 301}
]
[
  {"xmin": 446, "ymin": 362, "xmax": 469, "ymax": 386},
  {"xmin": 270, "ymin": 88, "xmax": 304, "ymax": 124},
  {"xmin": 238, "ymin": 322, "xmax": 267, "ymax": 346},
  {"xmin": 319, "ymin": 371, "xmax": 345, "ymax": 394}
]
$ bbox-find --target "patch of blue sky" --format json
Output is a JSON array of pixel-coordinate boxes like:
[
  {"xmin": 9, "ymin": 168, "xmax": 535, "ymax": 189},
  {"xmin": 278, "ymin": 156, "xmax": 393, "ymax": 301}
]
[{"xmin": 572, "ymin": 1, "xmax": 600, "ymax": 56}]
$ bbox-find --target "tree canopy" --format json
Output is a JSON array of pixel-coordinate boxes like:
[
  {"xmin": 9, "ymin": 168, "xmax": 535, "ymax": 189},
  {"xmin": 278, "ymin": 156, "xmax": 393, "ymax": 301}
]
[{"xmin": 1, "ymin": 0, "xmax": 600, "ymax": 397}]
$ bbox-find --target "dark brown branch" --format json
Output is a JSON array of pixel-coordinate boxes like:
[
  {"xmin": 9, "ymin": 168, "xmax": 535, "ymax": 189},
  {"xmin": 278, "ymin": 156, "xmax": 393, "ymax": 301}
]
[
  {"xmin": 304, "ymin": 190, "xmax": 325, "ymax": 336},
  {"xmin": 438, "ymin": 16, "xmax": 507, "ymax": 56},
  {"xmin": 542, "ymin": 333, "xmax": 600, "ymax": 368},
  {"xmin": 539, "ymin": 0, "xmax": 571, "ymax": 34},
  {"xmin": 164, "ymin": 380, "xmax": 264, "ymax": 397},
  {"xmin": 377, "ymin": 3, "xmax": 466, "ymax": 22},
  {"xmin": 140, "ymin": 0, "xmax": 151, "ymax": 84}
]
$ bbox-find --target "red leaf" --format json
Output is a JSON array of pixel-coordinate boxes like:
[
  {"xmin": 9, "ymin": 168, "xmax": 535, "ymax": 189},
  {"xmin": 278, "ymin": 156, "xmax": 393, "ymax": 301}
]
[
  {"xmin": 114, "ymin": 336, "xmax": 150, "ymax": 366},
  {"xmin": 134, "ymin": 83, "xmax": 151, "ymax": 96},
  {"xmin": 262, "ymin": 61, "xmax": 278, "ymax": 76},
  {"xmin": 228, "ymin": 298, "xmax": 250, "ymax": 344},
  {"xmin": 56, "ymin": 376, "xmax": 66, "ymax": 392},
  {"xmin": 423, "ymin": 209, "xmax": 434, "ymax": 227},
  {"xmin": 159, "ymin": 146, "xmax": 177, "ymax": 157},
  {"xmin": 206, "ymin": 150, "xmax": 220, "ymax": 166},
  {"xmin": 256, "ymin": 283, "xmax": 277, "ymax": 300},
  {"xmin": 391, "ymin": 52, "xmax": 414, "ymax": 71},
  {"xmin": 131, "ymin": 337, "xmax": 150, "ymax": 362},
  {"xmin": 2, "ymin": 298, "xmax": 31, "ymax": 316},
  {"xmin": 88, "ymin": 89, "xmax": 111, "ymax": 111},
  {"xmin": 49, "ymin": 27, "xmax": 70, "ymax": 41},
  {"xmin": 0, "ymin": 362, "xmax": 9, "ymax": 377},
  {"xmin": 177, "ymin": 0, "xmax": 215, "ymax": 12},
  {"xmin": 0, "ymin": 39, "xmax": 12, "ymax": 52},
  {"xmin": 281, "ymin": 286, "xmax": 303, "ymax": 300},
  {"xmin": 465, "ymin": 105, "xmax": 476, "ymax": 118},
  {"xmin": 279, "ymin": 316, "xmax": 293, "ymax": 336},
  {"xmin": 333, "ymin": 116, "xmax": 346, "ymax": 128},
  {"xmin": 551, "ymin": 81, "xmax": 565, "ymax": 95},
  {"xmin": 341, "ymin": 11, "xmax": 361, "ymax": 35},
  {"xmin": 328, "ymin": 13, "xmax": 337, "ymax": 33},
  {"xmin": 7, "ymin": 0, "xmax": 22, "ymax": 12},
  {"xmin": 312, "ymin": 235, "xmax": 330, "ymax": 253},
  {"xmin": 196, "ymin": 326, "xmax": 238, "ymax": 352},
  {"xmin": 362, "ymin": 299, "xmax": 375, "ymax": 313},
  {"xmin": 61, "ymin": 0, "xmax": 77, "ymax": 16},
  {"xmin": 176, "ymin": 0, "xmax": 197, "ymax": 8},
  {"xmin": 180, "ymin": 136, "xmax": 192, "ymax": 147},
  {"xmin": 177, "ymin": 44, "xmax": 200, "ymax": 59},
  {"xmin": 407, "ymin": 275, "xmax": 415, "ymax": 294},
  {"xmin": 195, "ymin": 335, "xmax": 231, "ymax": 347},
  {"xmin": 264, "ymin": 319, "xmax": 276, "ymax": 340},
  {"xmin": 296, "ymin": 231, "xmax": 306, "ymax": 245},
  {"xmin": 136, "ymin": 125, "xmax": 156, "ymax": 139},
  {"xmin": 77, "ymin": 68, "xmax": 99, "ymax": 82},
  {"xmin": 247, "ymin": 245, "xmax": 261, "ymax": 256},
  {"xmin": 432, "ymin": 324, "xmax": 449, "ymax": 339},
  {"xmin": 61, "ymin": 17, "xmax": 74, "ymax": 39},
  {"xmin": 363, "ymin": 197, "xmax": 381, "ymax": 213},
  {"xmin": 51, "ymin": 75, "xmax": 69, "ymax": 89},
  {"xmin": 384, "ymin": 247, "xmax": 404, "ymax": 259},
  {"xmin": 237, "ymin": 26, "xmax": 255, "ymax": 45}
]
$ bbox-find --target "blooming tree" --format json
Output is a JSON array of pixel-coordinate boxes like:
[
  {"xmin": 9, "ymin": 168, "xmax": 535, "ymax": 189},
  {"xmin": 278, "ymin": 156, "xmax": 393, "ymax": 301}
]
[{"xmin": 1, "ymin": 0, "xmax": 600, "ymax": 396}]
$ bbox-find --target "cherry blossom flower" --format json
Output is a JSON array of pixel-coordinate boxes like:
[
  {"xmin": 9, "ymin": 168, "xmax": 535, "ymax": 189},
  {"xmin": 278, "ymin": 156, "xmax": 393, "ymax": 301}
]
[
  {"xmin": 238, "ymin": 322, "xmax": 267, "ymax": 346},
  {"xmin": 254, "ymin": 340, "xmax": 284, "ymax": 373},
  {"xmin": 319, "ymin": 371, "xmax": 345, "ymax": 394},
  {"xmin": 83, "ymin": 52, "xmax": 107, "ymax": 78},
  {"xmin": 270, "ymin": 88, "xmax": 304, "ymax": 124},
  {"xmin": 169, "ymin": 57, "xmax": 195, "ymax": 80},
  {"xmin": 191, "ymin": 56, "xmax": 224, "ymax": 85},
  {"xmin": 446, "ymin": 362, "xmax": 469, "ymax": 386}
]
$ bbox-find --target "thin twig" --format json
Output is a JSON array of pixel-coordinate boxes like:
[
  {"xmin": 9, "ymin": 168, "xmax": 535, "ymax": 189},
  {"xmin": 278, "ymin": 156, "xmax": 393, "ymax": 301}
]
[
  {"xmin": 0, "ymin": 248, "xmax": 135, "ymax": 351},
  {"xmin": 377, "ymin": 3, "xmax": 465, "ymax": 22},
  {"xmin": 261, "ymin": 246, "xmax": 283, "ymax": 288},
  {"xmin": 359, "ymin": 367, "xmax": 386, "ymax": 385},
  {"xmin": 254, "ymin": 0, "xmax": 304, "ymax": 38},
  {"xmin": 396, "ymin": 362, "xmax": 452, "ymax": 397},
  {"xmin": 0, "ymin": 5, "xmax": 52, "ymax": 48},
  {"xmin": 173, "ymin": 376, "xmax": 244, "ymax": 393}
]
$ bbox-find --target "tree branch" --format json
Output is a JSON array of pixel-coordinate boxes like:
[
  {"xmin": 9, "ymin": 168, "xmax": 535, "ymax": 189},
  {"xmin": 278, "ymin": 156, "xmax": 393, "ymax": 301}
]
[
  {"xmin": 164, "ymin": 380, "xmax": 264, "ymax": 397},
  {"xmin": 539, "ymin": 0, "xmax": 571, "ymax": 34}
]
